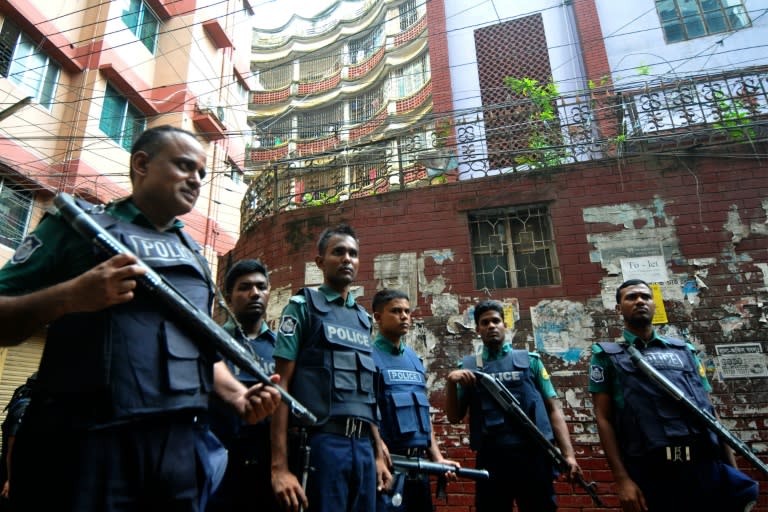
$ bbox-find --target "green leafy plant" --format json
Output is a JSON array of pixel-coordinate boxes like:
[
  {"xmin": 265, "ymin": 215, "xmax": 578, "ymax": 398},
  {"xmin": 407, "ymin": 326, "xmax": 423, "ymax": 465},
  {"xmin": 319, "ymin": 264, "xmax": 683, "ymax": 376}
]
[
  {"xmin": 502, "ymin": 76, "xmax": 566, "ymax": 168},
  {"xmin": 711, "ymin": 91, "xmax": 756, "ymax": 141}
]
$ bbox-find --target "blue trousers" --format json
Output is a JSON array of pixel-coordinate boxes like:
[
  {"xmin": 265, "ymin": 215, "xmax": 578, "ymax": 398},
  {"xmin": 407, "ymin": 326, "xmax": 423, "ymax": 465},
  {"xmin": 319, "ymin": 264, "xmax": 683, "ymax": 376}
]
[{"xmin": 305, "ymin": 432, "xmax": 377, "ymax": 512}]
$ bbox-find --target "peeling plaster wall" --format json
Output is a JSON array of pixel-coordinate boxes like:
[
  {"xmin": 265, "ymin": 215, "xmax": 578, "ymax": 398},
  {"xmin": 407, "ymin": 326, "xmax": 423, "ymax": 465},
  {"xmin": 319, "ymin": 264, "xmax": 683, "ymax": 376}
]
[{"xmin": 227, "ymin": 153, "xmax": 768, "ymax": 510}]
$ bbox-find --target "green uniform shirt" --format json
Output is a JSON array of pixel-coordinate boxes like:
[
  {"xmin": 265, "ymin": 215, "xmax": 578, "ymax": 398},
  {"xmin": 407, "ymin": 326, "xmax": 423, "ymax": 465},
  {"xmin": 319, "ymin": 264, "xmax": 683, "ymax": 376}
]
[
  {"xmin": 588, "ymin": 329, "xmax": 712, "ymax": 408},
  {"xmin": 274, "ymin": 284, "xmax": 368, "ymax": 361},
  {"xmin": 0, "ymin": 198, "xmax": 185, "ymax": 295},
  {"xmin": 457, "ymin": 342, "xmax": 557, "ymax": 400},
  {"xmin": 373, "ymin": 333, "xmax": 404, "ymax": 355}
]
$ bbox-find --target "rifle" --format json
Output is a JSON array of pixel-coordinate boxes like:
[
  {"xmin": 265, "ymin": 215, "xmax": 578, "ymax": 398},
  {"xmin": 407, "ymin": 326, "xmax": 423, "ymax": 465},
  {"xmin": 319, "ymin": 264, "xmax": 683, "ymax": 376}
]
[
  {"xmin": 297, "ymin": 430, "xmax": 312, "ymax": 512},
  {"xmin": 388, "ymin": 453, "xmax": 489, "ymax": 503},
  {"xmin": 473, "ymin": 371, "xmax": 603, "ymax": 507},
  {"xmin": 53, "ymin": 192, "xmax": 317, "ymax": 426},
  {"xmin": 625, "ymin": 344, "xmax": 768, "ymax": 478}
]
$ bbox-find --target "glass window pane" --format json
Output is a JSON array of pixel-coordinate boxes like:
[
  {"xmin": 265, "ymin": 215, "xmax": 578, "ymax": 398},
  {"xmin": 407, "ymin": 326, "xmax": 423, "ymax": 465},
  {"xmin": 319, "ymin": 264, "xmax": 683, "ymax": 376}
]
[
  {"xmin": 726, "ymin": 5, "xmax": 750, "ymax": 28},
  {"xmin": 704, "ymin": 10, "xmax": 727, "ymax": 32},
  {"xmin": 122, "ymin": 0, "xmax": 141, "ymax": 32},
  {"xmin": 683, "ymin": 15, "xmax": 706, "ymax": 38},
  {"xmin": 0, "ymin": 20, "xmax": 21, "ymax": 78},
  {"xmin": 39, "ymin": 63, "xmax": 59, "ymax": 109},
  {"xmin": 139, "ymin": 11, "xmax": 158, "ymax": 53},
  {"xmin": 100, "ymin": 85, "xmax": 124, "ymax": 142},
  {"xmin": 656, "ymin": 0, "xmax": 679, "ymax": 21}
]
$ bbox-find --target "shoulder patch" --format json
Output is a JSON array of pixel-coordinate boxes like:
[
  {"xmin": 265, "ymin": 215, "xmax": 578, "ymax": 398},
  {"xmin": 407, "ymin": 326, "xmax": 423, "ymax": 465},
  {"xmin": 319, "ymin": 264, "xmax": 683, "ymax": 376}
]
[
  {"xmin": 11, "ymin": 235, "xmax": 43, "ymax": 264},
  {"xmin": 278, "ymin": 315, "xmax": 298, "ymax": 336},
  {"xmin": 540, "ymin": 365, "xmax": 550, "ymax": 380},
  {"xmin": 589, "ymin": 365, "xmax": 605, "ymax": 384}
]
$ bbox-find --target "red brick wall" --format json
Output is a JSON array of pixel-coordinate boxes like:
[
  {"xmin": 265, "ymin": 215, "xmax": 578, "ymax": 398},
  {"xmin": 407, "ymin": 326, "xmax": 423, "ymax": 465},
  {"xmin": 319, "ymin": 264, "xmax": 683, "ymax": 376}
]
[
  {"xmin": 226, "ymin": 151, "xmax": 768, "ymax": 511},
  {"xmin": 425, "ymin": 0, "xmax": 453, "ymax": 117}
]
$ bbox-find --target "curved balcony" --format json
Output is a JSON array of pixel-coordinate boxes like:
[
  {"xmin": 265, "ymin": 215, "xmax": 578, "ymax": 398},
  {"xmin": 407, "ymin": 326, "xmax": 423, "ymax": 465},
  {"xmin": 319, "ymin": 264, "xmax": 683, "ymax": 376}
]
[
  {"xmin": 250, "ymin": 87, "xmax": 291, "ymax": 106},
  {"xmin": 394, "ymin": 14, "xmax": 426, "ymax": 48},
  {"xmin": 296, "ymin": 135, "xmax": 340, "ymax": 157},
  {"xmin": 395, "ymin": 80, "xmax": 432, "ymax": 114},
  {"xmin": 297, "ymin": 70, "xmax": 342, "ymax": 96},
  {"xmin": 249, "ymin": 144, "xmax": 289, "ymax": 163},
  {"xmin": 348, "ymin": 46, "xmax": 386, "ymax": 81},
  {"xmin": 349, "ymin": 109, "xmax": 388, "ymax": 140}
]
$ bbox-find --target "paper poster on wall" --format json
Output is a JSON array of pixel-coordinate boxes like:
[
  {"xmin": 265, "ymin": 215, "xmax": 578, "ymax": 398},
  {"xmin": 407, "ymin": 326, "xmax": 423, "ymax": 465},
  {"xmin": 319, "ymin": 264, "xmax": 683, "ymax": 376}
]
[
  {"xmin": 715, "ymin": 343, "xmax": 768, "ymax": 379},
  {"xmin": 503, "ymin": 303, "xmax": 515, "ymax": 330},
  {"xmin": 304, "ymin": 262, "xmax": 323, "ymax": 285},
  {"xmin": 650, "ymin": 283, "xmax": 668, "ymax": 324},
  {"xmin": 620, "ymin": 255, "xmax": 669, "ymax": 283}
]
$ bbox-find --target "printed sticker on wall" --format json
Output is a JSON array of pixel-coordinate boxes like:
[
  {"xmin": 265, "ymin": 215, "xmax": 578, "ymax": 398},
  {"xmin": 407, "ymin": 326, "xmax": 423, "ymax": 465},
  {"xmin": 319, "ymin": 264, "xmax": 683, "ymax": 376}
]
[{"xmin": 650, "ymin": 283, "xmax": 668, "ymax": 324}]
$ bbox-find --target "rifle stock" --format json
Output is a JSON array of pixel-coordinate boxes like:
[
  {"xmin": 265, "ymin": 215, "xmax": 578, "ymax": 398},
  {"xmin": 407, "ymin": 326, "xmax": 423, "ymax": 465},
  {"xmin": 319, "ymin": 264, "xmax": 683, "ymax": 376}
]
[
  {"xmin": 53, "ymin": 192, "xmax": 317, "ymax": 425},
  {"xmin": 473, "ymin": 371, "xmax": 603, "ymax": 507},
  {"xmin": 626, "ymin": 344, "xmax": 768, "ymax": 478}
]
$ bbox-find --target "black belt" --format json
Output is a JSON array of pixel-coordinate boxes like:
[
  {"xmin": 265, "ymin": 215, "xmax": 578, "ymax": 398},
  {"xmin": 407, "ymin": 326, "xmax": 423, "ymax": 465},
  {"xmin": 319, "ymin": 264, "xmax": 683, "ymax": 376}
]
[
  {"xmin": 391, "ymin": 447, "xmax": 428, "ymax": 458},
  {"xmin": 312, "ymin": 417, "xmax": 372, "ymax": 439},
  {"xmin": 641, "ymin": 442, "xmax": 718, "ymax": 464}
]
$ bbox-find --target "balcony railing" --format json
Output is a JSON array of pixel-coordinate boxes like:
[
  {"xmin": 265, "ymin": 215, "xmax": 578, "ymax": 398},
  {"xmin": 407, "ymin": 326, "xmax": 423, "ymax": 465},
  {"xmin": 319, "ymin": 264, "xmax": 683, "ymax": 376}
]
[{"xmin": 242, "ymin": 66, "xmax": 768, "ymax": 228}]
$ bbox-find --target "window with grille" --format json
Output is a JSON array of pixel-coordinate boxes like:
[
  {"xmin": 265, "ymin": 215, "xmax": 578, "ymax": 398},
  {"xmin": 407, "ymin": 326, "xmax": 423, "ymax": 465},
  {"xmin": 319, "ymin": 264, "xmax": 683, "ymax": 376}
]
[
  {"xmin": 297, "ymin": 103, "xmax": 343, "ymax": 139},
  {"xmin": 0, "ymin": 178, "xmax": 32, "ymax": 249},
  {"xmin": 256, "ymin": 65, "xmax": 292, "ymax": 90},
  {"xmin": 398, "ymin": 132, "xmax": 427, "ymax": 167},
  {"xmin": 399, "ymin": 0, "xmax": 419, "ymax": 31},
  {"xmin": 121, "ymin": 0, "xmax": 160, "ymax": 53},
  {"xmin": 0, "ymin": 20, "xmax": 60, "ymax": 110},
  {"xmin": 349, "ymin": 27, "xmax": 384, "ymax": 64},
  {"xmin": 350, "ymin": 85, "xmax": 385, "ymax": 124},
  {"xmin": 656, "ymin": 0, "xmax": 750, "ymax": 42},
  {"xmin": 299, "ymin": 51, "xmax": 341, "ymax": 82},
  {"xmin": 349, "ymin": 148, "xmax": 387, "ymax": 188},
  {"xmin": 469, "ymin": 205, "xmax": 561, "ymax": 289},
  {"xmin": 392, "ymin": 53, "xmax": 430, "ymax": 98},
  {"xmin": 99, "ymin": 84, "xmax": 146, "ymax": 151},
  {"xmin": 255, "ymin": 117, "xmax": 292, "ymax": 147}
]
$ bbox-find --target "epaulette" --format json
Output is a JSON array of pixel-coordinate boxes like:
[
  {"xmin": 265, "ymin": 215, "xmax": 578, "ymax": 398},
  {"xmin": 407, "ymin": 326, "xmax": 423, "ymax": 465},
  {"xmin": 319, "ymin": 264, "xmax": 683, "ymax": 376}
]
[
  {"xmin": 289, "ymin": 295, "xmax": 307, "ymax": 305},
  {"xmin": 529, "ymin": 351, "xmax": 542, "ymax": 360}
]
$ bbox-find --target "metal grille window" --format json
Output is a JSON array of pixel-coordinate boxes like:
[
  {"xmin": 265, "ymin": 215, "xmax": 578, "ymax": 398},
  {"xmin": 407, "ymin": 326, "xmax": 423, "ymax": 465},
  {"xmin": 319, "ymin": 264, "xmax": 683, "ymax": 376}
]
[
  {"xmin": 299, "ymin": 51, "xmax": 341, "ymax": 82},
  {"xmin": 350, "ymin": 85, "xmax": 385, "ymax": 124},
  {"xmin": 349, "ymin": 148, "xmax": 387, "ymax": 188},
  {"xmin": 297, "ymin": 103, "xmax": 343, "ymax": 140},
  {"xmin": 399, "ymin": 0, "xmax": 419, "ymax": 31},
  {"xmin": 99, "ymin": 84, "xmax": 146, "ymax": 151},
  {"xmin": 0, "ymin": 178, "xmax": 32, "ymax": 249},
  {"xmin": 392, "ymin": 53, "xmax": 430, "ymax": 98},
  {"xmin": 255, "ymin": 117, "xmax": 292, "ymax": 147},
  {"xmin": 656, "ymin": 0, "xmax": 750, "ymax": 42},
  {"xmin": 0, "ymin": 20, "xmax": 60, "ymax": 110},
  {"xmin": 256, "ymin": 65, "xmax": 292, "ymax": 90},
  {"xmin": 349, "ymin": 27, "xmax": 384, "ymax": 64},
  {"xmin": 469, "ymin": 205, "xmax": 561, "ymax": 289},
  {"xmin": 121, "ymin": 0, "xmax": 160, "ymax": 53}
]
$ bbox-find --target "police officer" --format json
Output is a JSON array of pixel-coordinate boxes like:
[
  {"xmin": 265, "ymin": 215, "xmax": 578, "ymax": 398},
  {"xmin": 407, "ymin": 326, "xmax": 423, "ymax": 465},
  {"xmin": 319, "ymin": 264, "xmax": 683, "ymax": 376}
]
[
  {"xmin": 0, "ymin": 125, "xmax": 280, "ymax": 512},
  {"xmin": 207, "ymin": 259, "xmax": 279, "ymax": 512},
  {"xmin": 445, "ymin": 300, "xmax": 581, "ymax": 512},
  {"xmin": 270, "ymin": 224, "xmax": 390, "ymax": 512},
  {"xmin": 590, "ymin": 279, "xmax": 758, "ymax": 512},
  {"xmin": 371, "ymin": 289, "xmax": 458, "ymax": 512}
]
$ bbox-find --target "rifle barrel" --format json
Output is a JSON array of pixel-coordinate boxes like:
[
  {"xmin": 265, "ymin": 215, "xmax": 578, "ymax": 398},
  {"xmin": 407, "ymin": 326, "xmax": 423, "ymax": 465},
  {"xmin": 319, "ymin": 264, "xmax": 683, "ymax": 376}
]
[
  {"xmin": 53, "ymin": 192, "xmax": 317, "ymax": 425},
  {"xmin": 627, "ymin": 345, "xmax": 768, "ymax": 478}
]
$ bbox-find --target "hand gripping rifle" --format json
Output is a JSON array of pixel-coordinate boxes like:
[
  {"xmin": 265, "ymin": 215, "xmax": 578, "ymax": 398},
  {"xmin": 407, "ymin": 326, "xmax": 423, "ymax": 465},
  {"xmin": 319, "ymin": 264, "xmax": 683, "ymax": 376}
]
[
  {"xmin": 53, "ymin": 192, "xmax": 317, "ymax": 426},
  {"xmin": 473, "ymin": 371, "xmax": 603, "ymax": 506},
  {"xmin": 625, "ymin": 344, "xmax": 768, "ymax": 478},
  {"xmin": 388, "ymin": 453, "xmax": 489, "ymax": 503}
]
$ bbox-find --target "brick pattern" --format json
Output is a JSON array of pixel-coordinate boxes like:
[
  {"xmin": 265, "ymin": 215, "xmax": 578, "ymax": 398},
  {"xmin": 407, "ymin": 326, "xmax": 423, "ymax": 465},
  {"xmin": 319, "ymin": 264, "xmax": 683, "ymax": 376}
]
[
  {"xmin": 297, "ymin": 71, "xmax": 342, "ymax": 96},
  {"xmin": 250, "ymin": 87, "xmax": 291, "ymax": 105},
  {"xmin": 229, "ymin": 149, "xmax": 768, "ymax": 512},
  {"xmin": 474, "ymin": 15, "xmax": 555, "ymax": 169},
  {"xmin": 296, "ymin": 135, "xmax": 339, "ymax": 157},
  {"xmin": 249, "ymin": 144, "xmax": 289, "ymax": 162},
  {"xmin": 395, "ymin": 80, "xmax": 432, "ymax": 114},
  {"xmin": 394, "ymin": 14, "xmax": 427, "ymax": 47},
  {"xmin": 349, "ymin": 109, "xmax": 388, "ymax": 140},
  {"xmin": 348, "ymin": 46, "xmax": 386, "ymax": 80}
]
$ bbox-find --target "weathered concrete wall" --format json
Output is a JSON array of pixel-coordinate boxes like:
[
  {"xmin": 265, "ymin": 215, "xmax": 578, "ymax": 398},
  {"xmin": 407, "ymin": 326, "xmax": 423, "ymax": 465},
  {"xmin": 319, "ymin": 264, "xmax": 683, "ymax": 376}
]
[{"xmin": 223, "ymin": 149, "xmax": 768, "ymax": 511}]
